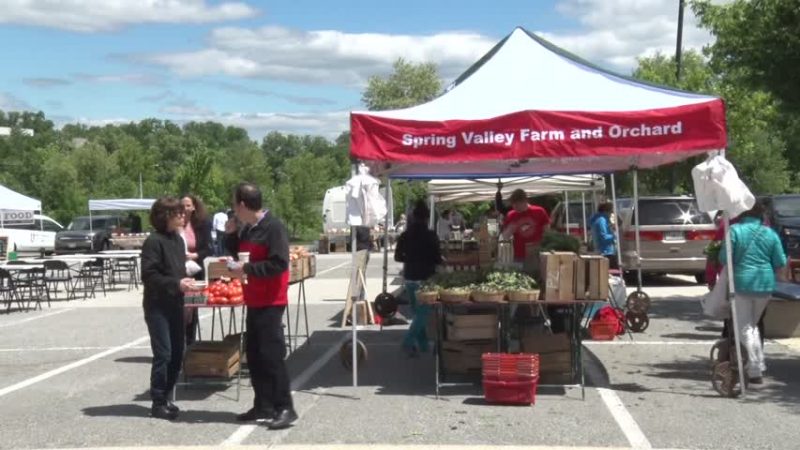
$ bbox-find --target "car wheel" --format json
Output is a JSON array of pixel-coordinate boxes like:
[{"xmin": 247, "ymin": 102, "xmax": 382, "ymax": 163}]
[{"xmin": 695, "ymin": 273, "xmax": 707, "ymax": 285}]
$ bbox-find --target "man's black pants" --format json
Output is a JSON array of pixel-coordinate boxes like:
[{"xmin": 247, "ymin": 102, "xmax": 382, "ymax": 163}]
[
  {"xmin": 144, "ymin": 305, "xmax": 184, "ymax": 404},
  {"xmin": 246, "ymin": 305, "xmax": 293, "ymax": 413}
]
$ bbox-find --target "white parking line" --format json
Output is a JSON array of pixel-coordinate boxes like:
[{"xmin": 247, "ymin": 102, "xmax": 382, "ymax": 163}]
[
  {"xmin": 597, "ymin": 388, "xmax": 652, "ymax": 449},
  {"xmin": 314, "ymin": 261, "xmax": 351, "ymax": 276},
  {"xmin": 0, "ymin": 308, "xmax": 73, "ymax": 328},
  {"xmin": 220, "ymin": 332, "xmax": 350, "ymax": 446},
  {"xmin": 0, "ymin": 336, "xmax": 151, "ymax": 398},
  {"xmin": 0, "ymin": 345, "xmax": 151, "ymax": 352}
]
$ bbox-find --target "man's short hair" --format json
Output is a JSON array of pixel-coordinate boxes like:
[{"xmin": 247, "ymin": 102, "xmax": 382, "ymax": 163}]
[
  {"xmin": 234, "ymin": 182, "xmax": 262, "ymax": 211},
  {"xmin": 149, "ymin": 196, "xmax": 183, "ymax": 233},
  {"xmin": 598, "ymin": 202, "xmax": 613, "ymax": 214},
  {"xmin": 509, "ymin": 189, "xmax": 527, "ymax": 203}
]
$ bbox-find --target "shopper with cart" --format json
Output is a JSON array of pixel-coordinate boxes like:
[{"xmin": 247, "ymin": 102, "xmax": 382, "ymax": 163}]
[
  {"xmin": 719, "ymin": 202, "xmax": 787, "ymax": 384},
  {"xmin": 141, "ymin": 197, "xmax": 196, "ymax": 420},
  {"xmin": 225, "ymin": 182, "xmax": 297, "ymax": 429}
]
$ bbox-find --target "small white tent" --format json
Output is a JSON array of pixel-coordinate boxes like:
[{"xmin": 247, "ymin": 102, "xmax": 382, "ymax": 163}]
[
  {"xmin": 428, "ymin": 175, "xmax": 605, "ymax": 203},
  {"xmin": 0, "ymin": 184, "xmax": 41, "ymax": 211}
]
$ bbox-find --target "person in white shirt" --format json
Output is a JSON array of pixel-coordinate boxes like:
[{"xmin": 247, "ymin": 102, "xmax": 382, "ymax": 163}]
[
  {"xmin": 437, "ymin": 210, "xmax": 452, "ymax": 241},
  {"xmin": 212, "ymin": 210, "xmax": 229, "ymax": 255}
]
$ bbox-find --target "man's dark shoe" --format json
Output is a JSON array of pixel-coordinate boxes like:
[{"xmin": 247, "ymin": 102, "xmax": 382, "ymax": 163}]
[
  {"xmin": 266, "ymin": 408, "xmax": 298, "ymax": 430},
  {"xmin": 166, "ymin": 401, "xmax": 180, "ymax": 413},
  {"xmin": 237, "ymin": 407, "xmax": 272, "ymax": 422},
  {"xmin": 151, "ymin": 404, "xmax": 178, "ymax": 420}
]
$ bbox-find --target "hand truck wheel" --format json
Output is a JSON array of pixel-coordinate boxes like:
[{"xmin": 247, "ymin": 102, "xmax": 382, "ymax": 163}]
[
  {"xmin": 374, "ymin": 292, "xmax": 398, "ymax": 319},
  {"xmin": 340, "ymin": 339, "xmax": 368, "ymax": 370},
  {"xmin": 625, "ymin": 310, "xmax": 650, "ymax": 333},
  {"xmin": 625, "ymin": 290, "xmax": 651, "ymax": 314},
  {"xmin": 711, "ymin": 361, "xmax": 746, "ymax": 398}
]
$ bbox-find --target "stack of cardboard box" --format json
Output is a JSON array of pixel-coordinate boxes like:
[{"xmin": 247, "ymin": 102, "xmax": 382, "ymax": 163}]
[{"xmin": 539, "ymin": 252, "xmax": 610, "ymax": 302}]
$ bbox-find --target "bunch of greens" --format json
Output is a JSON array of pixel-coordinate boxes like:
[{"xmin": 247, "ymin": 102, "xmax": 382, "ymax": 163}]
[
  {"xmin": 485, "ymin": 270, "xmax": 539, "ymax": 291},
  {"xmin": 418, "ymin": 281, "xmax": 441, "ymax": 293},
  {"xmin": 704, "ymin": 240, "xmax": 722, "ymax": 262},
  {"xmin": 430, "ymin": 271, "xmax": 481, "ymax": 289},
  {"xmin": 539, "ymin": 231, "xmax": 581, "ymax": 253},
  {"xmin": 471, "ymin": 281, "xmax": 506, "ymax": 293}
]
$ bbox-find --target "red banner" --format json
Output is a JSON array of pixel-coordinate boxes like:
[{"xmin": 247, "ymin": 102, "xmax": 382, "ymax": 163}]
[{"xmin": 351, "ymin": 101, "xmax": 727, "ymax": 164}]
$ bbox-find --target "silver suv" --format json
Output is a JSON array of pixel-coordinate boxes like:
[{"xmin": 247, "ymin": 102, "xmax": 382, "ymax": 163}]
[{"xmin": 618, "ymin": 196, "xmax": 715, "ymax": 283}]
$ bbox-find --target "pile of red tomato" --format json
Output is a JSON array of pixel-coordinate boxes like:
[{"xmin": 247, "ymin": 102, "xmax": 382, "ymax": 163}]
[{"xmin": 204, "ymin": 278, "xmax": 244, "ymax": 305}]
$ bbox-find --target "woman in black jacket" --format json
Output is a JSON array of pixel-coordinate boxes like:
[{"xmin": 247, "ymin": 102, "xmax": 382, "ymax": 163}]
[
  {"xmin": 141, "ymin": 197, "xmax": 195, "ymax": 420},
  {"xmin": 395, "ymin": 201, "xmax": 442, "ymax": 357},
  {"xmin": 181, "ymin": 194, "xmax": 213, "ymax": 344}
]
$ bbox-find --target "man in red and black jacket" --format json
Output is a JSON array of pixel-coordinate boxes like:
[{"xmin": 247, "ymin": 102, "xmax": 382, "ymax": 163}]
[{"xmin": 225, "ymin": 182, "xmax": 296, "ymax": 430}]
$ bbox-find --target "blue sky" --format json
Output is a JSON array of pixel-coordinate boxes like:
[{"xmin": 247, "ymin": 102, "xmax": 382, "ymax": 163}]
[{"xmin": 0, "ymin": 0, "xmax": 713, "ymax": 140}]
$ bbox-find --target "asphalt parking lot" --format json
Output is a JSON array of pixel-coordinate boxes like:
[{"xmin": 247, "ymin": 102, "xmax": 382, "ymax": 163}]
[{"xmin": 1, "ymin": 253, "xmax": 800, "ymax": 450}]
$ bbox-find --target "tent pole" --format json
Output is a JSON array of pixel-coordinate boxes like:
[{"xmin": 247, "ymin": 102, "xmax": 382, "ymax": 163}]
[
  {"xmin": 351, "ymin": 225, "xmax": 358, "ymax": 387},
  {"xmin": 382, "ymin": 178, "xmax": 391, "ymax": 295},
  {"xmin": 723, "ymin": 211, "xmax": 747, "ymax": 396},
  {"xmin": 610, "ymin": 174, "xmax": 624, "ymax": 272},
  {"xmin": 633, "ymin": 170, "xmax": 643, "ymax": 289},
  {"xmin": 581, "ymin": 192, "xmax": 588, "ymax": 243},
  {"xmin": 428, "ymin": 195, "xmax": 435, "ymax": 231},
  {"xmin": 564, "ymin": 191, "xmax": 570, "ymax": 236}
]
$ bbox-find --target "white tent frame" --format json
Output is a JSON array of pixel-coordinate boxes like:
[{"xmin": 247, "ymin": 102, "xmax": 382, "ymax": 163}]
[{"xmin": 88, "ymin": 198, "xmax": 156, "ymax": 232}]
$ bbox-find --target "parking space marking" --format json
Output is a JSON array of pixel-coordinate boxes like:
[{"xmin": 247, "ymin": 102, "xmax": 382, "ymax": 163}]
[
  {"xmin": 0, "ymin": 335, "xmax": 151, "ymax": 398},
  {"xmin": 221, "ymin": 331, "xmax": 349, "ymax": 446},
  {"xmin": 0, "ymin": 345, "xmax": 151, "ymax": 352},
  {"xmin": 586, "ymin": 340, "xmax": 778, "ymax": 346},
  {"xmin": 314, "ymin": 261, "xmax": 351, "ymax": 276},
  {"xmin": 597, "ymin": 388, "xmax": 652, "ymax": 449},
  {"xmin": 0, "ymin": 308, "xmax": 73, "ymax": 328}
]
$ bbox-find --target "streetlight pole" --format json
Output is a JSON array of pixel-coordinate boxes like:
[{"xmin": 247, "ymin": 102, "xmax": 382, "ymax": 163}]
[
  {"xmin": 675, "ymin": 0, "xmax": 685, "ymax": 81},
  {"xmin": 139, "ymin": 173, "xmax": 143, "ymax": 199}
]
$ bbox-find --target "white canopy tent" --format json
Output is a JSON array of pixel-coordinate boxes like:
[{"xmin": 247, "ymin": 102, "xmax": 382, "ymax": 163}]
[
  {"xmin": 427, "ymin": 175, "xmax": 605, "ymax": 203},
  {"xmin": 0, "ymin": 184, "xmax": 41, "ymax": 211},
  {"xmin": 88, "ymin": 199, "xmax": 156, "ymax": 211}
]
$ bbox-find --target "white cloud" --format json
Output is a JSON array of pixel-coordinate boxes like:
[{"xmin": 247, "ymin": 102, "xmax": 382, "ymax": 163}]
[
  {"xmin": 543, "ymin": 0, "xmax": 719, "ymax": 69},
  {"xmin": 160, "ymin": 97, "xmax": 213, "ymax": 116},
  {"xmin": 73, "ymin": 73, "xmax": 163, "ymax": 86},
  {"xmin": 0, "ymin": 92, "xmax": 35, "ymax": 111},
  {"xmin": 144, "ymin": 26, "xmax": 496, "ymax": 86},
  {"xmin": 0, "ymin": 0, "xmax": 258, "ymax": 32},
  {"xmin": 23, "ymin": 77, "xmax": 72, "ymax": 88}
]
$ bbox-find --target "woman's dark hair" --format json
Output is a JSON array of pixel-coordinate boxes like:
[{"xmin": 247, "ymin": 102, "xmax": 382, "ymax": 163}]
[
  {"xmin": 412, "ymin": 200, "xmax": 430, "ymax": 223},
  {"xmin": 149, "ymin": 196, "xmax": 183, "ymax": 233},
  {"xmin": 234, "ymin": 182, "xmax": 262, "ymax": 211},
  {"xmin": 740, "ymin": 201, "xmax": 766, "ymax": 221},
  {"xmin": 598, "ymin": 202, "xmax": 613, "ymax": 214},
  {"xmin": 182, "ymin": 194, "xmax": 208, "ymax": 228}
]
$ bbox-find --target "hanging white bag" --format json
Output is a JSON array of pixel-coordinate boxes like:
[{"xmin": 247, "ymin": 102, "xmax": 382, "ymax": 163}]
[{"xmin": 701, "ymin": 269, "xmax": 731, "ymax": 320}]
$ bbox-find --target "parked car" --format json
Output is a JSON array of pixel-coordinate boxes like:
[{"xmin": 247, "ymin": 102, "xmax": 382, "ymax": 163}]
[
  {"xmin": 0, "ymin": 214, "xmax": 64, "ymax": 254},
  {"xmin": 761, "ymin": 195, "xmax": 800, "ymax": 259},
  {"xmin": 55, "ymin": 215, "xmax": 126, "ymax": 253},
  {"xmin": 550, "ymin": 201, "xmax": 592, "ymax": 242},
  {"xmin": 618, "ymin": 196, "xmax": 715, "ymax": 283}
]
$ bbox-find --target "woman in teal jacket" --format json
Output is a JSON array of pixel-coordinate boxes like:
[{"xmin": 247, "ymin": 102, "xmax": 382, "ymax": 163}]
[{"xmin": 719, "ymin": 202, "xmax": 787, "ymax": 383}]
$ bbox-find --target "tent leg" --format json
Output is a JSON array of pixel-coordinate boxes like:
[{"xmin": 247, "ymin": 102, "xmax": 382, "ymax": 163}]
[
  {"xmin": 632, "ymin": 170, "xmax": 643, "ymax": 290},
  {"xmin": 428, "ymin": 195, "xmax": 435, "ymax": 231},
  {"xmin": 581, "ymin": 192, "xmax": 588, "ymax": 244},
  {"xmin": 610, "ymin": 174, "xmax": 624, "ymax": 272},
  {"xmin": 350, "ymin": 227, "xmax": 358, "ymax": 387},
  {"xmin": 564, "ymin": 191, "xmax": 570, "ymax": 236},
  {"xmin": 723, "ymin": 212, "xmax": 747, "ymax": 396},
  {"xmin": 382, "ymin": 178, "xmax": 391, "ymax": 295}
]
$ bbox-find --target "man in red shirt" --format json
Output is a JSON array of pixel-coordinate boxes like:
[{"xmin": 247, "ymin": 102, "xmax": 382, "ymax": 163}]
[
  {"xmin": 225, "ymin": 183, "xmax": 296, "ymax": 430},
  {"xmin": 502, "ymin": 189, "xmax": 551, "ymax": 261}
]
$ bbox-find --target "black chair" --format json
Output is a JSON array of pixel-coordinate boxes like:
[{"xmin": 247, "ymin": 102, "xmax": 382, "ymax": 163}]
[
  {"xmin": 112, "ymin": 257, "xmax": 139, "ymax": 291},
  {"xmin": 44, "ymin": 260, "xmax": 77, "ymax": 301},
  {"xmin": 0, "ymin": 268, "xmax": 24, "ymax": 313},
  {"xmin": 75, "ymin": 259, "xmax": 106, "ymax": 299},
  {"xmin": 8, "ymin": 266, "xmax": 49, "ymax": 310}
]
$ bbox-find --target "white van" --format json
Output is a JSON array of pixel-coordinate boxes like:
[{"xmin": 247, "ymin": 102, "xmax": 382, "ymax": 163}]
[
  {"xmin": 0, "ymin": 214, "xmax": 64, "ymax": 254},
  {"xmin": 322, "ymin": 186, "xmax": 348, "ymax": 233}
]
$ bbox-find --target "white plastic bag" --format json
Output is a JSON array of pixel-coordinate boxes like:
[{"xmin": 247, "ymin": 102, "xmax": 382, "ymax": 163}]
[
  {"xmin": 185, "ymin": 260, "xmax": 202, "ymax": 277},
  {"xmin": 701, "ymin": 270, "xmax": 731, "ymax": 319}
]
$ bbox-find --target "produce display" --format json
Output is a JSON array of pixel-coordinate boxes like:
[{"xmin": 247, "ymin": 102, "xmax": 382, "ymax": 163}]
[
  {"xmin": 417, "ymin": 270, "xmax": 540, "ymax": 304},
  {"xmin": 201, "ymin": 278, "xmax": 244, "ymax": 306},
  {"xmin": 539, "ymin": 230, "xmax": 581, "ymax": 253}
]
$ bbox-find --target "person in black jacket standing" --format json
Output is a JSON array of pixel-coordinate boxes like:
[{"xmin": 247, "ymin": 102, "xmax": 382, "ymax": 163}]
[
  {"xmin": 395, "ymin": 201, "xmax": 442, "ymax": 357},
  {"xmin": 225, "ymin": 182, "xmax": 297, "ymax": 430},
  {"xmin": 141, "ymin": 197, "xmax": 196, "ymax": 420}
]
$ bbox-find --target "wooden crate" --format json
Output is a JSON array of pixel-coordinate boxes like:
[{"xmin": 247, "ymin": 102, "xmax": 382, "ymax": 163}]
[
  {"xmin": 184, "ymin": 340, "xmax": 240, "ymax": 378},
  {"xmin": 540, "ymin": 252, "xmax": 578, "ymax": 302},
  {"xmin": 207, "ymin": 260, "xmax": 244, "ymax": 282},
  {"xmin": 304, "ymin": 255, "xmax": 316, "ymax": 279},
  {"xmin": 584, "ymin": 256, "xmax": 610, "ymax": 300},
  {"xmin": 520, "ymin": 332, "xmax": 571, "ymax": 355},
  {"xmin": 446, "ymin": 313, "xmax": 497, "ymax": 328},
  {"xmin": 289, "ymin": 259, "xmax": 303, "ymax": 282},
  {"xmin": 440, "ymin": 341, "xmax": 494, "ymax": 374}
]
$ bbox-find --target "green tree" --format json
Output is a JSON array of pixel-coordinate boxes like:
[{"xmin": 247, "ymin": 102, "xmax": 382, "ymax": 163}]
[
  {"xmin": 272, "ymin": 152, "xmax": 331, "ymax": 238},
  {"xmin": 362, "ymin": 58, "xmax": 442, "ymax": 111}
]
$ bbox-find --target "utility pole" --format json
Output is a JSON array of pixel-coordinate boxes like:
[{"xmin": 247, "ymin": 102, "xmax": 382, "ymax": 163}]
[
  {"xmin": 139, "ymin": 173, "xmax": 143, "ymax": 198},
  {"xmin": 675, "ymin": 0, "xmax": 685, "ymax": 81}
]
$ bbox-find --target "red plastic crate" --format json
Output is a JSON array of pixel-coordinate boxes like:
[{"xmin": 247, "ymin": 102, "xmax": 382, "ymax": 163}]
[
  {"xmin": 589, "ymin": 320, "xmax": 618, "ymax": 340},
  {"xmin": 481, "ymin": 353, "xmax": 540, "ymax": 379},
  {"xmin": 483, "ymin": 378, "xmax": 538, "ymax": 405}
]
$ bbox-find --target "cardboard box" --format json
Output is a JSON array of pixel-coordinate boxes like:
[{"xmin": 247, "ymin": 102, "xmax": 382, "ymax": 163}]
[
  {"xmin": 583, "ymin": 255, "xmax": 609, "ymax": 300},
  {"xmin": 446, "ymin": 313, "xmax": 497, "ymax": 328},
  {"xmin": 184, "ymin": 340, "xmax": 240, "ymax": 378},
  {"xmin": 539, "ymin": 351, "xmax": 572, "ymax": 373},
  {"xmin": 540, "ymin": 252, "xmax": 578, "ymax": 302},
  {"xmin": 573, "ymin": 257, "xmax": 587, "ymax": 300}
]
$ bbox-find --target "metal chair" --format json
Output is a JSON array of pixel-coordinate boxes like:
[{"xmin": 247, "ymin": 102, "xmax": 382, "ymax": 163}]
[
  {"xmin": 112, "ymin": 257, "xmax": 139, "ymax": 291},
  {"xmin": 44, "ymin": 260, "xmax": 78, "ymax": 301},
  {"xmin": 75, "ymin": 258, "xmax": 106, "ymax": 299},
  {"xmin": 0, "ymin": 268, "xmax": 24, "ymax": 313}
]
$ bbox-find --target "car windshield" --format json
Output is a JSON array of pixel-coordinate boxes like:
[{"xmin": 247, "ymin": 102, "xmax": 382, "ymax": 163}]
[
  {"xmin": 67, "ymin": 218, "xmax": 115, "ymax": 231},
  {"xmin": 773, "ymin": 197, "xmax": 800, "ymax": 218},
  {"xmin": 637, "ymin": 200, "xmax": 712, "ymax": 226}
]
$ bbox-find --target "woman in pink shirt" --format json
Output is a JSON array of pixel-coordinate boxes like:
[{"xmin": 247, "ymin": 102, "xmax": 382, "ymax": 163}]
[{"xmin": 181, "ymin": 194, "xmax": 213, "ymax": 344}]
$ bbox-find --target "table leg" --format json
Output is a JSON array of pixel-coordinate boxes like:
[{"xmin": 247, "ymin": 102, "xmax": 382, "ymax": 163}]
[
  {"xmin": 434, "ymin": 303, "xmax": 441, "ymax": 399},
  {"xmin": 237, "ymin": 305, "xmax": 245, "ymax": 401}
]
